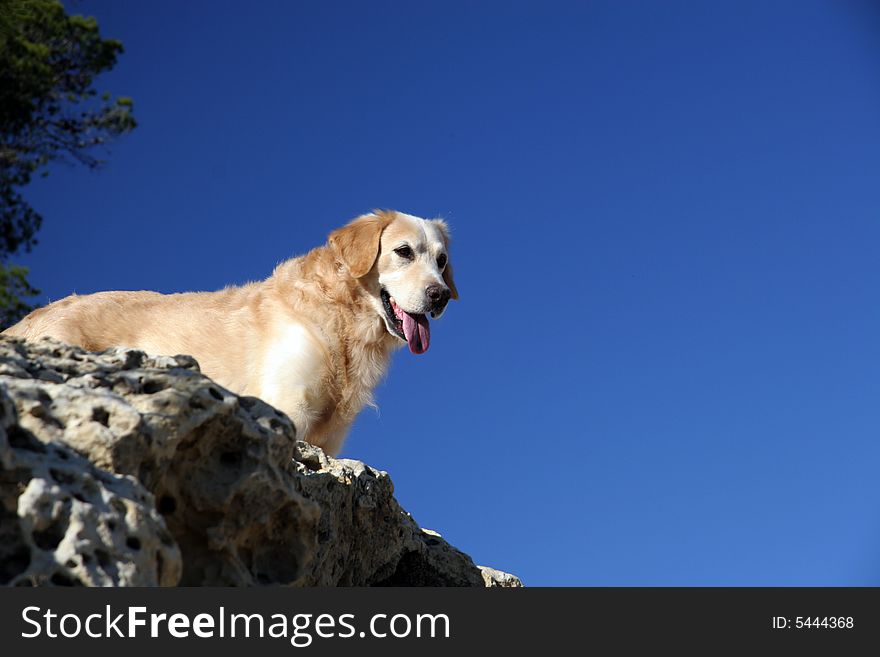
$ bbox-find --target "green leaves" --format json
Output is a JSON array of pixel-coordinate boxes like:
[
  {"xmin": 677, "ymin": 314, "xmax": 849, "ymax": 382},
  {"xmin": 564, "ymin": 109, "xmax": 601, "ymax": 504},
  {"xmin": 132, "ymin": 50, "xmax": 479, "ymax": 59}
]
[
  {"xmin": 0, "ymin": 262, "xmax": 39, "ymax": 329},
  {"xmin": 0, "ymin": 0, "xmax": 136, "ymax": 325}
]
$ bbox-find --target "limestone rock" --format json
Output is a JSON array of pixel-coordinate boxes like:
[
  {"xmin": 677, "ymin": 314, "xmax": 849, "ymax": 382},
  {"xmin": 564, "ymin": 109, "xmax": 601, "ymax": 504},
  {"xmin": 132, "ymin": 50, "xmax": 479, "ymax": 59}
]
[
  {"xmin": 0, "ymin": 388, "xmax": 181, "ymax": 586},
  {"xmin": 479, "ymin": 566, "xmax": 524, "ymax": 588},
  {"xmin": 0, "ymin": 337, "xmax": 521, "ymax": 587}
]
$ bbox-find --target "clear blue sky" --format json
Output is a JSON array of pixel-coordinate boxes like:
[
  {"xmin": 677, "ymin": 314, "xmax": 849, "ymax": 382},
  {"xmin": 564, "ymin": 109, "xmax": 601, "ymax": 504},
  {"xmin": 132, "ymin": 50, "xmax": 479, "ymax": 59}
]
[{"xmin": 19, "ymin": 1, "xmax": 880, "ymax": 585}]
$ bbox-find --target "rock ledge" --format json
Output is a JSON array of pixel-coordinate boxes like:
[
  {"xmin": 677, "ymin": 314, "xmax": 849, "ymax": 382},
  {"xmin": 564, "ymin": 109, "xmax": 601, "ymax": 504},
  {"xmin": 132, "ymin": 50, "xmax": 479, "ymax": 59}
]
[{"xmin": 0, "ymin": 337, "xmax": 520, "ymax": 587}]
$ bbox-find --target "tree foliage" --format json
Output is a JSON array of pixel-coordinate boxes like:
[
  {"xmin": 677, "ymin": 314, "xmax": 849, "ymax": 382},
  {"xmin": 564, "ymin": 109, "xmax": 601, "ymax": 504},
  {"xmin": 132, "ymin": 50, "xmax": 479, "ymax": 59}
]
[
  {"xmin": 0, "ymin": 261, "xmax": 39, "ymax": 327},
  {"xmin": 0, "ymin": 0, "xmax": 135, "ymax": 326}
]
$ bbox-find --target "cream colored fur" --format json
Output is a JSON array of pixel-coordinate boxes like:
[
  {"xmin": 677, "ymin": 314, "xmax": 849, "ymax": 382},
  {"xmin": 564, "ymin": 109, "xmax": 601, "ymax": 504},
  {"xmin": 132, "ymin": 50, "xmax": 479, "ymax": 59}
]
[{"xmin": 3, "ymin": 210, "xmax": 458, "ymax": 455}]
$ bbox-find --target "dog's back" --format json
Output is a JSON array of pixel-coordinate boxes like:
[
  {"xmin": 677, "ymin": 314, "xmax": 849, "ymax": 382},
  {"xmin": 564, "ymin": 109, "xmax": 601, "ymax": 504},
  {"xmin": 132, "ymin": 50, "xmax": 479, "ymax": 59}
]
[
  {"xmin": 6, "ymin": 290, "xmax": 165, "ymax": 350},
  {"xmin": 4, "ymin": 287, "xmax": 272, "ymax": 396}
]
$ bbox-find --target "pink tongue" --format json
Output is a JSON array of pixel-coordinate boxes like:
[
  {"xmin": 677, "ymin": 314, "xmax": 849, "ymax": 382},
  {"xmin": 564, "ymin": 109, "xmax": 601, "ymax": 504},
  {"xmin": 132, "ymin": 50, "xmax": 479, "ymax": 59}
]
[{"xmin": 401, "ymin": 311, "xmax": 430, "ymax": 354}]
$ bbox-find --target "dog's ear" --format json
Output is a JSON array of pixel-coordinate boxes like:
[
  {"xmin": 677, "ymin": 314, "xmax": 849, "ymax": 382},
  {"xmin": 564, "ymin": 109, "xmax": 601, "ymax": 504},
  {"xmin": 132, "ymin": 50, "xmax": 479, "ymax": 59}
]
[
  {"xmin": 432, "ymin": 219, "xmax": 459, "ymax": 300},
  {"xmin": 443, "ymin": 260, "xmax": 459, "ymax": 300},
  {"xmin": 329, "ymin": 211, "xmax": 394, "ymax": 278}
]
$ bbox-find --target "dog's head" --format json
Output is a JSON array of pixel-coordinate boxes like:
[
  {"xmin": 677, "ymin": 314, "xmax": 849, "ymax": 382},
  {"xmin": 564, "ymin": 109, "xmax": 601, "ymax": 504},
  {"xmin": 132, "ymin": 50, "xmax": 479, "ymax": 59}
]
[{"xmin": 329, "ymin": 210, "xmax": 458, "ymax": 354}]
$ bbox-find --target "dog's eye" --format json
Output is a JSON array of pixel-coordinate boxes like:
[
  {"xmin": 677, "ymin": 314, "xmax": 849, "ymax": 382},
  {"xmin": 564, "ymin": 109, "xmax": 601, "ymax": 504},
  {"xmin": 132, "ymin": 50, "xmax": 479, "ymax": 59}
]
[
  {"xmin": 437, "ymin": 254, "xmax": 447, "ymax": 269},
  {"xmin": 394, "ymin": 245, "xmax": 414, "ymax": 260}
]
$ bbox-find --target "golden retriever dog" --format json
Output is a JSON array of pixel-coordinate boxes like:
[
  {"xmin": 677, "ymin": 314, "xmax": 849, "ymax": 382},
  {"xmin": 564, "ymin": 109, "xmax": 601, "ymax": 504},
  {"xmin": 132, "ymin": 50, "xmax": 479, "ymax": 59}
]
[{"xmin": 3, "ymin": 210, "xmax": 458, "ymax": 455}]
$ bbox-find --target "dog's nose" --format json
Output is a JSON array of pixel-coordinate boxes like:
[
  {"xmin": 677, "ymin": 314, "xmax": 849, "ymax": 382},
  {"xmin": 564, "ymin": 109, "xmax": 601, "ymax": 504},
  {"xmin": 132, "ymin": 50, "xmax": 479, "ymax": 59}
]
[{"xmin": 426, "ymin": 284, "xmax": 451, "ymax": 307}]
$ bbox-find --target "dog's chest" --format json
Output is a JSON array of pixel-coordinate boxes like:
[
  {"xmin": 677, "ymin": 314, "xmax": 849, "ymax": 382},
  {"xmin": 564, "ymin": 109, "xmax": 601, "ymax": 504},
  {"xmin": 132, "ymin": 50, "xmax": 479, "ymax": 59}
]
[
  {"xmin": 257, "ymin": 315, "xmax": 393, "ymax": 443},
  {"xmin": 260, "ymin": 321, "xmax": 329, "ymax": 403}
]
